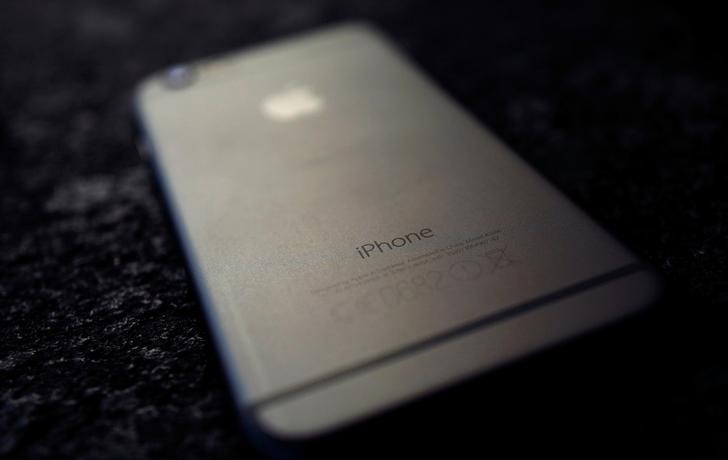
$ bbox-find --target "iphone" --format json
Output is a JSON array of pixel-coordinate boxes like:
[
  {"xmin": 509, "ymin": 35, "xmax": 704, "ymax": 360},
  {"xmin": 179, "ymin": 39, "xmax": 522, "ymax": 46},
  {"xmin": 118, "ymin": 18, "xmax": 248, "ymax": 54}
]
[{"xmin": 134, "ymin": 22, "xmax": 660, "ymax": 447}]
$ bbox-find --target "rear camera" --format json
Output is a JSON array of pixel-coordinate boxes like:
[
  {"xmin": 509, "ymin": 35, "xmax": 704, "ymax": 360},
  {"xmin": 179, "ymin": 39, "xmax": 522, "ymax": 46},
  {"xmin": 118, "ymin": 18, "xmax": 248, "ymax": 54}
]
[{"xmin": 163, "ymin": 65, "xmax": 195, "ymax": 90}]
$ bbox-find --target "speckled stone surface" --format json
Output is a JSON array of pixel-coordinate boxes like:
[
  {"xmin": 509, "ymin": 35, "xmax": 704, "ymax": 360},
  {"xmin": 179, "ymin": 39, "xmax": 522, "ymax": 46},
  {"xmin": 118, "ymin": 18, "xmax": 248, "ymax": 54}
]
[{"xmin": 1, "ymin": 1, "xmax": 726, "ymax": 458}]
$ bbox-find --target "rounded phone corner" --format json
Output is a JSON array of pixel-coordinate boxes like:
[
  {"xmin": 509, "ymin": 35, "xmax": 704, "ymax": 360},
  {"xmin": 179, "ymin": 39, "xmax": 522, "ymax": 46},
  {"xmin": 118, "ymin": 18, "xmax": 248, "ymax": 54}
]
[
  {"xmin": 132, "ymin": 73, "xmax": 160, "ymax": 108},
  {"xmin": 236, "ymin": 403, "xmax": 334, "ymax": 459},
  {"xmin": 248, "ymin": 403, "xmax": 332, "ymax": 444},
  {"xmin": 132, "ymin": 67, "xmax": 185, "ymax": 111}
]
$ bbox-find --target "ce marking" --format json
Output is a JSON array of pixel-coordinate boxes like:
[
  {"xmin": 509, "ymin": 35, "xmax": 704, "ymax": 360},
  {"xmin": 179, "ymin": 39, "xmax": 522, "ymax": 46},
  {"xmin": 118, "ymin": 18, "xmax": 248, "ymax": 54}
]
[{"xmin": 479, "ymin": 246, "xmax": 517, "ymax": 272}]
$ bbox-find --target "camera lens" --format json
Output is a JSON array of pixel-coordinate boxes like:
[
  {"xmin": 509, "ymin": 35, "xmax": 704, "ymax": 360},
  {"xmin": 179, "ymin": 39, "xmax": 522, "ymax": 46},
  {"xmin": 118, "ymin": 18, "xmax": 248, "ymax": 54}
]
[{"xmin": 163, "ymin": 65, "xmax": 195, "ymax": 90}]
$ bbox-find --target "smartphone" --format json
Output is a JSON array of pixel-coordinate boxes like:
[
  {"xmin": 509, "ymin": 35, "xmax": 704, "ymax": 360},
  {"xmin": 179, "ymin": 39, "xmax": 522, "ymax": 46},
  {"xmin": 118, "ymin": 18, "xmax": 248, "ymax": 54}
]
[{"xmin": 134, "ymin": 22, "xmax": 660, "ymax": 447}]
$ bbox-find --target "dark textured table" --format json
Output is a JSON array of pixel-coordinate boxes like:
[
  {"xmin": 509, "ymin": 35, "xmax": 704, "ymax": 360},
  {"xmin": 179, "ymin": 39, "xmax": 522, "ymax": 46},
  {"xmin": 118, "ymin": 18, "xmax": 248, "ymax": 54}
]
[{"xmin": 1, "ymin": 1, "xmax": 726, "ymax": 458}]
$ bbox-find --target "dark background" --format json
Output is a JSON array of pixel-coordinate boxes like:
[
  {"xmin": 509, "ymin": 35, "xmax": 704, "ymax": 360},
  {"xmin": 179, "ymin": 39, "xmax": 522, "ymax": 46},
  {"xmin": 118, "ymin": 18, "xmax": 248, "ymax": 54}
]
[{"xmin": 1, "ymin": 0, "xmax": 726, "ymax": 458}]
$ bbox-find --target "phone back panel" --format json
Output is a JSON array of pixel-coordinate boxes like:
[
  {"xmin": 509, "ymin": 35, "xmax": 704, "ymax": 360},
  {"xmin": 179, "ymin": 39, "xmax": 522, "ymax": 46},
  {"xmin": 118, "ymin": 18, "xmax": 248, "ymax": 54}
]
[{"xmin": 135, "ymin": 23, "xmax": 659, "ymax": 438}]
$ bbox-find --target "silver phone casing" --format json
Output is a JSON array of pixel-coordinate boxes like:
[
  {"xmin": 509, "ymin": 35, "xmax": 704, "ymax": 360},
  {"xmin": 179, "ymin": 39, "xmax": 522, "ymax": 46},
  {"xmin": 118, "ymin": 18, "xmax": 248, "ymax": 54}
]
[{"xmin": 135, "ymin": 23, "xmax": 660, "ymax": 440}]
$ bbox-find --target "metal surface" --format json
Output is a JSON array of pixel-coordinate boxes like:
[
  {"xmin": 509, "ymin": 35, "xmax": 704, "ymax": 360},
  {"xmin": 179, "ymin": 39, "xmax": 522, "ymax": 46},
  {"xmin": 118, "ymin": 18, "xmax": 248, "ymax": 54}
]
[{"xmin": 135, "ymin": 23, "xmax": 659, "ymax": 439}]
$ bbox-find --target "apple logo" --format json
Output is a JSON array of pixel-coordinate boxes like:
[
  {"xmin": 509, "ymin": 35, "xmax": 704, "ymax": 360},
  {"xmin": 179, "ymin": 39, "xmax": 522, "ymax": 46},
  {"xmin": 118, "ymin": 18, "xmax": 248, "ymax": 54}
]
[{"xmin": 260, "ymin": 85, "xmax": 325, "ymax": 122}]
